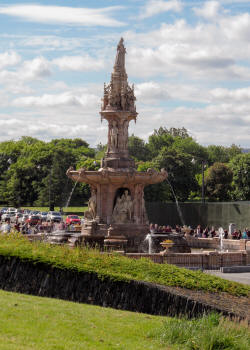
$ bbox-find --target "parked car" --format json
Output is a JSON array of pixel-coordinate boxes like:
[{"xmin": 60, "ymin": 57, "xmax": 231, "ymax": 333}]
[
  {"xmin": 47, "ymin": 211, "xmax": 62, "ymax": 223},
  {"xmin": 31, "ymin": 210, "xmax": 40, "ymax": 215},
  {"xmin": 2, "ymin": 212, "xmax": 16, "ymax": 221},
  {"xmin": 6, "ymin": 208, "xmax": 16, "ymax": 217},
  {"xmin": 21, "ymin": 214, "xmax": 29, "ymax": 224},
  {"xmin": 23, "ymin": 209, "xmax": 31, "ymax": 215},
  {"xmin": 27, "ymin": 215, "xmax": 40, "ymax": 225},
  {"xmin": 39, "ymin": 212, "xmax": 48, "ymax": 221},
  {"xmin": 15, "ymin": 212, "xmax": 23, "ymax": 221},
  {"xmin": 66, "ymin": 215, "xmax": 81, "ymax": 225},
  {"xmin": 7, "ymin": 207, "xmax": 16, "ymax": 212}
]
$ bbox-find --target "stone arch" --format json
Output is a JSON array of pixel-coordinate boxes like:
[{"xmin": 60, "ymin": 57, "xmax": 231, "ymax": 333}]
[{"xmin": 113, "ymin": 187, "xmax": 131, "ymax": 210}]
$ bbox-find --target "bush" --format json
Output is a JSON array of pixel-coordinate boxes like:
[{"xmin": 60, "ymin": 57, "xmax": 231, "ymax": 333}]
[{"xmin": 157, "ymin": 313, "xmax": 250, "ymax": 350}]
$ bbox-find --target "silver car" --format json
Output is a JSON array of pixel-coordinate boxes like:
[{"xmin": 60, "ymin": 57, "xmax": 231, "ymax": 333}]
[
  {"xmin": 47, "ymin": 211, "xmax": 62, "ymax": 222},
  {"xmin": 40, "ymin": 212, "xmax": 48, "ymax": 221}
]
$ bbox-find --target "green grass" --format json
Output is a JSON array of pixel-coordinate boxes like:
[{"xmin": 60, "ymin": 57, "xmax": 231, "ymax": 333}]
[
  {"xmin": 0, "ymin": 289, "xmax": 168, "ymax": 350},
  {"xmin": 21, "ymin": 206, "xmax": 88, "ymax": 214},
  {"xmin": 154, "ymin": 312, "xmax": 250, "ymax": 350},
  {"xmin": 0, "ymin": 233, "xmax": 249, "ymax": 297},
  {"xmin": 21, "ymin": 206, "xmax": 88, "ymax": 219},
  {"xmin": 0, "ymin": 289, "xmax": 249, "ymax": 350}
]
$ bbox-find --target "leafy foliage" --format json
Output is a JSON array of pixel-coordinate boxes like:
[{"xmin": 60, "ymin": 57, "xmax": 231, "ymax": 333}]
[
  {"xmin": 0, "ymin": 128, "xmax": 246, "ymax": 204},
  {"xmin": 205, "ymin": 163, "xmax": 233, "ymax": 201},
  {"xmin": 230, "ymin": 153, "xmax": 250, "ymax": 200},
  {"xmin": 0, "ymin": 137, "xmax": 96, "ymax": 207}
]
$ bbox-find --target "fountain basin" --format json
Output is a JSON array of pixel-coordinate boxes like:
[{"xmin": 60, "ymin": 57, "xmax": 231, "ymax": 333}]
[{"xmin": 146, "ymin": 233, "xmax": 191, "ymax": 253}]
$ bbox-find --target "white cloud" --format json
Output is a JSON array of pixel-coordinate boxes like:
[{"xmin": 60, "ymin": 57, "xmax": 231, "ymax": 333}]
[
  {"xmin": 22, "ymin": 57, "xmax": 51, "ymax": 79},
  {"xmin": 0, "ymin": 56, "xmax": 51, "ymax": 89},
  {"xmin": 139, "ymin": 0, "xmax": 183, "ymax": 19},
  {"xmin": 12, "ymin": 91, "xmax": 99, "ymax": 109},
  {"xmin": 0, "ymin": 51, "xmax": 21, "ymax": 69},
  {"xmin": 135, "ymin": 81, "xmax": 170, "ymax": 103},
  {"xmin": 125, "ymin": 9, "xmax": 250, "ymax": 80},
  {"xmin": 210, "ymin": 87, "xmax": 250, "ymax": 102},
  {"xmin": 53, "ymin": 55, "xmax": 105, "ymax": 72},
  {"xmin": 193, "ymin": 1, "xmax": 221, "ymax": 20},
  {"xmin": 0, "ymin": 5, "xmax": 125, "ymax": 27}
]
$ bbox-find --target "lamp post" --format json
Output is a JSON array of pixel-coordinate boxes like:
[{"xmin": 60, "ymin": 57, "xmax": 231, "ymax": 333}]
[
  {"xmin": 201, "ymin": 160, "xmax": 205, "ymax": 204},
  {"xmin": 49, "ymin": 168, "xmax": 52, "ymax": 211},
  {"xmin": 192, "ymin": 158, "xmax": 206, "ymax": 204}
]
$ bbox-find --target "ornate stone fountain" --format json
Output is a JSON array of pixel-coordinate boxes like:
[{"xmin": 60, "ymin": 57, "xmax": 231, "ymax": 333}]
[{"xmin": 67, "ymin": 38, "xmax": 167, "ymax": 251}]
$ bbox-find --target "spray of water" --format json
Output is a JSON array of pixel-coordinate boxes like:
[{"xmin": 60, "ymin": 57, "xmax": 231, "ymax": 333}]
[
  {"xmin": 64, "ymin": 174, "xmax": 80, "ymax": 209},
  {"xmin": 145, "ymin": 233, "xmax": 153, "ymax": 254},
  {"xmin": 166, "ymin": 178, "xmax": 185, "ymax": 226},
  {"xmin": 218, "ymin": 227, "xmax": 224, "ymax": 252}
]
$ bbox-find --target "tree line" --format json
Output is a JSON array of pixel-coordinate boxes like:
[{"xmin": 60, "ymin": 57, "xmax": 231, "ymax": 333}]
[{"xmin": 0, "ymin": 128, "xmax": 249, "ymax": 207}]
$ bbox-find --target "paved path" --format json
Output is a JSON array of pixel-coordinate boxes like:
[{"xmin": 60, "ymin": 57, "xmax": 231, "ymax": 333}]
[{"xmin": 205, "ymin": 271, "xmax": 250, "ymax": 285}]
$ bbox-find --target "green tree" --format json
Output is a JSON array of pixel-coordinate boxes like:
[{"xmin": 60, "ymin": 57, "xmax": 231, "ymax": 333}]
[
  {"xmin": 229, "ymin": 154, "xmax": 250, "ymax": 200},
  {"xmin": 128, "ymin": 135, "xmax": 148, "ymax": 161},
  {"xmin": 154, "ymin": 147, "xmax": 198, "ymax": 202},
  {"xmin": 205, "ymin": 163, "xmax": 233, "ymax": 201}
]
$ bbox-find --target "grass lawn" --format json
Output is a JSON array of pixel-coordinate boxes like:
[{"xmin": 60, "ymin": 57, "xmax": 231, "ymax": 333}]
[
  {"xmin": 21, "ymin": 206, "xmax": 88, "ymax": 218},
  {"xmin": 0, "ymin": 234, "xmax": 249, "ymax": 297},
  {"xmin": 0, "ymin": 289, "xmax": 168, "ymax": 350},
  {"xmin": 0, "ymin": 289, "xmax": 249, "ymax": 350}
]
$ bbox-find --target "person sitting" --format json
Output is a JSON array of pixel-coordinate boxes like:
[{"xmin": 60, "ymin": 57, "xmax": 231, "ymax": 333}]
[
  {"xmin": 247, "ymin": 228, "xmax": 250, "ymax": 238},
  {"xmin": 202, "ymin": 227, "xmax": 209, "ymax": 238},
  {"xmin": 232, "ymin": 229, "xmax": 238, "ymax": 240},
  {"xmin": 209, "ymin": 226, "xmax": 216, "ymax": 238},
  {"xmin": 14, "ymin": 222, "xmax": 20, "ymax": 232},
  {"xmin": 158, "ymin": 226, "xmax": 163, "ymax": 233},
  {"xmin": 238, "ymin": 230, "xmax": 242, "ymax": 240},
  {"xmin": 175, "ymin": 225, "xmax": 181, "ymax": 233},
  {"xmin": 149, "ymin": 223, "xmax": 155, "ymax": 233},
  {"xmin": 242, "ymin": 229, "xmax": 248, "ymax": 239},
  {"xmin": 194, "ymin": 224, "xmax": 202, "ymax": 237},
  {"xmin": 162, "ymin": 225, "xmax": 167, "ymax": 233},
  {"xmin": 165, "ymin": 225, "xmax": 172, "ymax": 233},
  {"xmin": 224, "ymin": 230, "xmax": 228, "ymax": 239}
]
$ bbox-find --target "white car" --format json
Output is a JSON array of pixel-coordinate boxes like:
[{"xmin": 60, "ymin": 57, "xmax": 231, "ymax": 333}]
[
  {"xmin": 47, "ymin": 211, "xmax": 62, "ymax": 222},
  {"xmin": 39, "ymin": 212, "xmax": 48, "ymax": 221},
  {"xmin": 1, "ymin": 212, "xmax": 15, "ymax": 222}
]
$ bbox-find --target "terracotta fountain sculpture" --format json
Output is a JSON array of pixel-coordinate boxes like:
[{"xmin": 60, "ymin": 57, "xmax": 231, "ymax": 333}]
[{"xmin": 67, "ymin": 38, "xmax": 167, "ymax": 251}]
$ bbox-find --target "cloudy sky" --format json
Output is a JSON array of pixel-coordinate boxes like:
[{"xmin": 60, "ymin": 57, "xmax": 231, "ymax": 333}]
[{"xmin": 1, "ymin": 0, "xmax": 250, "ymax": 147}]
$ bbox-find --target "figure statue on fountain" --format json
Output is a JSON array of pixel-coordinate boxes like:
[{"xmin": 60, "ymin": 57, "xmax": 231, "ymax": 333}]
[
  {"xmin": 114, "ymin": 37, "xmax": 126, "ymax": 70},
  {"xmin": 110, "ymin": 121, "xmax": 119, "ymax": 150},
  {"xmin": 84, "ymin": 188, "xmax": 97, "ymax": 221},
  {"xmin": 112, "ymin": 190, "xmax": 133, "ymax": 223}
]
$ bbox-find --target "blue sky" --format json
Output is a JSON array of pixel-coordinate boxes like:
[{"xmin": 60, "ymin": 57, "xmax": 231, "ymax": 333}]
[{"xmin": 0, "ymin": 0, "xmax": 250, "ymax": 147}]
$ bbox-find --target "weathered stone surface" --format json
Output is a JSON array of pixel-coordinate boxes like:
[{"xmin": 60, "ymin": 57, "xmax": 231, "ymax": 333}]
[{"xmin": 0, "ymin": 255, "xmax": 249, "ymax": 321}]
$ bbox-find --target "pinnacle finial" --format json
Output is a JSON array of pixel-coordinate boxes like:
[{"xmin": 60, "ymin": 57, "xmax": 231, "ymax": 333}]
[{"xmin": 114, "ymin": 37, "xmax": 126, "ymax": 71}]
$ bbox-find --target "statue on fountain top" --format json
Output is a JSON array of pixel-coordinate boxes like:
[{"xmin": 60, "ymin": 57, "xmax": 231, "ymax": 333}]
[{"xmin": 114, "ymin": 37, "xmax": 126, "ymax": 71}]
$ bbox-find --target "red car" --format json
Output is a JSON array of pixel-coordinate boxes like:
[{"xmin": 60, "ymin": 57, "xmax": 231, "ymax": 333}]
[
  {"xmin": 26, "ymin": 215, "xmax": 40, "ymax": 225},
  {"xmin": 66, "ymin": 215, "xmax": 81, "ymax": 225}
]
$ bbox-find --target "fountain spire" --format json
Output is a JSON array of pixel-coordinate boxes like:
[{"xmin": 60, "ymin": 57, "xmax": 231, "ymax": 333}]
[
  {"xmin": 100, "ymin": 38, "xmax": 137, "ymax": 169},
  {"xmin": 114, "ymin": 37, "xmax": 126, "ymax": 73}
]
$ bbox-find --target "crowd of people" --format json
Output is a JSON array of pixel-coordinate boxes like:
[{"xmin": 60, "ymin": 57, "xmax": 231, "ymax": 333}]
[
  {"xmin": 0, "ymin": 218, "xmax": 67, "ymax": 235},
  {"xmin": 149, "ymin": 223, "xmax": 250, "ymax": 240}
]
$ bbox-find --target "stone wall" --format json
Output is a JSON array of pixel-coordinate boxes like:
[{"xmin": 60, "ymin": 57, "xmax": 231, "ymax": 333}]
[
  {"xmin": 146, "ymin": 202, "xmax": 250, "ymax": 229},
  {"xmin": 126, "ymin": 251, "xmax": 250, "ymax": 270},
  {"xmin": 0, "ymin": 255, "xmax": 237, "ymax": 319},
  {"xmin": 186, "ymin": 237, "xmax": 249, "ymax": 251}
]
